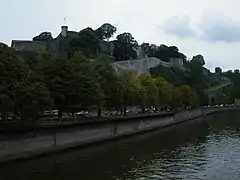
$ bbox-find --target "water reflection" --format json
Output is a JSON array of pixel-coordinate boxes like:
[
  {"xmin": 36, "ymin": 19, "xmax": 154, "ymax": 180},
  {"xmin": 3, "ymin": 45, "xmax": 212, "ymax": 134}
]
[{"xmin": 1, "ymin": 112, "xmax": 240, "ymax": 180}]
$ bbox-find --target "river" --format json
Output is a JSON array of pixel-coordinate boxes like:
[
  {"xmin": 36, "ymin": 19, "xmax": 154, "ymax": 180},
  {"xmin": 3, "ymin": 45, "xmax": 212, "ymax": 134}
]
[{"xmin": 1, "ymin": 111, "xmax": 240, "ymax": 180}]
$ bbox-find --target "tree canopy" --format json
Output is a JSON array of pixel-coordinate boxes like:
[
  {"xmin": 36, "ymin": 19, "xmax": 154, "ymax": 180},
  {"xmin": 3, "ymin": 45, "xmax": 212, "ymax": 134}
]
[
  {"xmin": 215, "ymin": 67, "xmax": 222, "ymax": 74},
  {"xmin": 69, "ymin": 28, "xmax": 99, "ymax": 57},
  {"xmin": 5, "ymin": 43, "xmax": 201, "ymax": 121},
  {"xmin": 2, "ymin": 22, "xmax": 238, "ymax": 123},
  {"xmin": 141, "ymin": 43, "xmax": 187, "ymax": 62},
  {"xmin": 95, "ymin": 23, "xmax": 117, "ymax": 41},
  {"xmin": 30, "ymin": 23, "xmax": 188, "ymax": 64},
  {"xmin": 113, "ymin": 32, "xmax": 138, "ymax": 60},
  {"xmin": 33, "ymin": 32, "xmax": 53, "ymax": 41}
]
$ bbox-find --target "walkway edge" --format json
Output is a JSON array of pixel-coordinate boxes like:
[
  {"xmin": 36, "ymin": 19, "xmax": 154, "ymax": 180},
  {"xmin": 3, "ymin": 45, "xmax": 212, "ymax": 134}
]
[{"xmin": 0, "ymin": 107, "xmax": 238, "ymax": 165}]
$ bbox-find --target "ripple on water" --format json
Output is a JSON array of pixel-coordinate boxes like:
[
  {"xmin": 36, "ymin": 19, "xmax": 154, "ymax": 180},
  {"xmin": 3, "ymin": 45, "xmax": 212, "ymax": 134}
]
[
  {"xmin": 126, "ymin": 124, "xmax": 240, "ymax": 180},
  {"xmin": 1, "ymin": 113, "xmax": 240, "ymax": 180}
]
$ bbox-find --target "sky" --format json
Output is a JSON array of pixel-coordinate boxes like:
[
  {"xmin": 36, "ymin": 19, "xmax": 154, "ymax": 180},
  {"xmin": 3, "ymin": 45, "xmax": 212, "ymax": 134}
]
[{"xmin": 1, "ymin": 0, "xmax": 240, "ymax": 71}]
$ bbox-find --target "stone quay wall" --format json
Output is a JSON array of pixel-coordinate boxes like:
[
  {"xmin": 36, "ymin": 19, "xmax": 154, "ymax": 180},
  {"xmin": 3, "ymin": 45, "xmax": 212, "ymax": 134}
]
[{"xmin": 0, "ymin": 107, "xmax": 238, "ymax": 164}]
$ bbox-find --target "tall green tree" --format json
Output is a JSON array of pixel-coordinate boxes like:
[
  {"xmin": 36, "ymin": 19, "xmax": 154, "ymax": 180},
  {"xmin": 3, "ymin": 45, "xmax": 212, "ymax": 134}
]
[
  {"xmin": 0, "ymin": 43, "xmax": 27, "ymax": 120},
  {"xmin": 113, "ymin": 32, "xmax": 138, "ymax": 60},
  {"xmin": 0, "ymin": 43, "xmax": 53, "ymax": 121},
  {"xmin": 91, "ymin": 55, "xmax": 118, "ymax": 117},
  {"xmin": 33, "ymin": 32, "xmax": 53, "ymax": 41},
  {"xmin": 154, "ymin": 77, "xmax": 173, "ymax": 106},
  {"xmin": 69, "ymin": 28, "xmax": 99, "ymax": 57},
  {"xmin": 177, "ymin": 85, "xmax": 199, "ymax": 107},
  {"xmin": 141, "ymin": 43, "xmax": 150, "ymax": 56},
  {"xmin": 95, "ymin": 23, "xmax": 117, "ymax": 41},
  {"xmin": 138, "ymin": 74, "xmax": 159, "ymax": 107},
  {"xmin": 132, "ymin": 77, "xmax": 147, "ymax": 113},
  {"xmin": 14, "ymin": 80, "xmax": 52, "ymax": 122},
  {"xmin": 142, "ymin": 43, "xmax": 186, "ymax": 62},
  {"xmin": 189, "ymin": 54, "xmax": 205, "ymax": 87},
  {"xmin": 215, "ymin": 67, "xmax": 222, "ymax": 74},
  {"xmin": 116, "ymin": 70, "xmax": 139, "ymax": 114},
  {"xmin": 171, "ymin": 87, "xmax": 182, "ymax": 108},
  {"xmin": 67, "ymin": 52, "xmax": 96, "ymax": 110},
  {"xmin": 42, "ymin": 52, "xmax": 96, "ymax": 117}
]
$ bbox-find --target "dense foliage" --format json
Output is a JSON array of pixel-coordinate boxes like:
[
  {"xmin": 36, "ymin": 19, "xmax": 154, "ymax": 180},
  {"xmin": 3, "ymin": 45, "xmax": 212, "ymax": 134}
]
[
  {"xmin": 0, "ymin": 42, "xmax": 200, "ymax": 121},
  {"xmin": 223, "ymin": 70, "xmax": 240, "ymax": 98},
  {"xmin": 1, "ymin": 23, "xmax": 238, "ymax": 122},
  {"xmin": 141, "ymin": 43, "xmax": 186, "ymax": 62},
  {"xmin": 33, "ymin": 32, "xmax": 53, "ymax": 41}
]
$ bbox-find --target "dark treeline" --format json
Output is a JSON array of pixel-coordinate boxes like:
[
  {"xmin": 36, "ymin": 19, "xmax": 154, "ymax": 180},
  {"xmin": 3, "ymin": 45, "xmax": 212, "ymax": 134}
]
[
  {"xmin": 0, "ymin": 23, "xmax": 239, "ymax": 123},
  {"xmin": 32, "ymin": 23, "xmax": 187, "ymax": 62},
  {"xmin": 0, "ymin": 43, "xmax": 199, "ymax": 123}
]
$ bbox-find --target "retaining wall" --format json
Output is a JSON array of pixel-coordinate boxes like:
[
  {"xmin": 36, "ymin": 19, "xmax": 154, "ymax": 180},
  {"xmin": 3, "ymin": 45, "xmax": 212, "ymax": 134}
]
[{"xmin": 0, "ymin": 107, "xmax": 238, "ymax": 163}]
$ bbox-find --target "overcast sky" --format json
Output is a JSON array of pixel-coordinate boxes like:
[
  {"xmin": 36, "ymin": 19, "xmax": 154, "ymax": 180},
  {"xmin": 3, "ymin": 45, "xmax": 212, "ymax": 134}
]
[{"xmin": 1, "ymin": 0, "xmax": 240, "ymax": 71}]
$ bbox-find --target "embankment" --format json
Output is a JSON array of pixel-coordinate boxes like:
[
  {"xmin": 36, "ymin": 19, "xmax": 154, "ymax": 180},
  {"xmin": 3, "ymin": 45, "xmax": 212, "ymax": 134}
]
[{"xmin": 0, "ymin": 107, "xmax": 238, "ymax": 164}]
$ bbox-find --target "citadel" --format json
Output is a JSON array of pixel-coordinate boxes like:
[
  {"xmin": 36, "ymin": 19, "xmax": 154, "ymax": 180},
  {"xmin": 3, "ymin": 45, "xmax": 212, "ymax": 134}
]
[{"xmin": 11, "ymin": 25, "xmax": 185, "ymax": 74}]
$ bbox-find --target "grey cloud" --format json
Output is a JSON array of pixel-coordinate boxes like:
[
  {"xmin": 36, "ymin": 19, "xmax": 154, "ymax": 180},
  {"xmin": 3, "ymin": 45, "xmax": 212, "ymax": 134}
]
[
  {"xmin": 199, "ymin": 10, "xmax": 240, "ymax": 43},
  {"xmin": 161, "ymin": 16, "xmax": 196, "ymax": 38}
]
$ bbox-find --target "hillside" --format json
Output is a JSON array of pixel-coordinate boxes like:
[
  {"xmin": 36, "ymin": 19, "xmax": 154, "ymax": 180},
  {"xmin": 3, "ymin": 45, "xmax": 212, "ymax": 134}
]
[{"xmin": 150, "ymin": 64, "xmax": 229, "ymax": 88}]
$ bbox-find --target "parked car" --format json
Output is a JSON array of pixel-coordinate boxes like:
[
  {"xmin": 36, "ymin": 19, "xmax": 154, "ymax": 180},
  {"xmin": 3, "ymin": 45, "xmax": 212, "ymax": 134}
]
[{"xmin": 75, "ymin": 110, "xmax": 90, "ymax": 116}]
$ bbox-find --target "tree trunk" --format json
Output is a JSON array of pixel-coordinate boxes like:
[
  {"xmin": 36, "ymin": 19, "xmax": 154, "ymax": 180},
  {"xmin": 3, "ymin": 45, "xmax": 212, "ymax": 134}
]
[
  {"xmin": 141, "ymin": 105, "xmax": 145, "ymax": 115},
  {"xmin": 58, "ymin": 109, "xmax": 62, "ymax": 118},
  {"xmin": 97, "ymin": 108, "xmax": 102, "ymax": 118},
  {"xmin": 123, "ymin": 106, "xmax": 127, "ymax": 115}
]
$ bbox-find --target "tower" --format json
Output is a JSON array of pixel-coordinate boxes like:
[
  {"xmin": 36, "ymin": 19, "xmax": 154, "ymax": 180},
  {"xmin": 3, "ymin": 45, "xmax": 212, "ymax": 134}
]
[
  {"xmin": 61, "ymin": 26, "xmax": 68, "ymax": 37},
  {"xmin": 61, "ymin": 17, "xmax": 68, "ymax": 37}
]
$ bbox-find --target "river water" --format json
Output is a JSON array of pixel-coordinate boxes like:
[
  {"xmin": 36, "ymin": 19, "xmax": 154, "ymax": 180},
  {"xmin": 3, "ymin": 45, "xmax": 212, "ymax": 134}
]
[{"xmin": 1, "ymin": 112, "xmax": 240, "ymax": 180}]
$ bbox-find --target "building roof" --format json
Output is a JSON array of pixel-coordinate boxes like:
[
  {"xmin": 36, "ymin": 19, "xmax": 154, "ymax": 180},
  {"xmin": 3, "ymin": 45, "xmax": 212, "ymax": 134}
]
[
  {"xmin": 68, "ymin": 31, "xmax": 78, "ymax": 37},
  {"xmin": 56, "ymin": 30, "xmax": 79, "ymax": 39}
]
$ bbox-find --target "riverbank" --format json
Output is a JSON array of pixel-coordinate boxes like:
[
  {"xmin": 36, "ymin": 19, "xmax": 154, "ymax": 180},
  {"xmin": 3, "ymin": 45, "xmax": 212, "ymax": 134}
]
[
  {"xmin": 0, "ymin": 111, "xmax": 174, "ymax": 133},
  {"xmin": 0, "ymin": 107, "xmax": 238, "ymax": 164}
]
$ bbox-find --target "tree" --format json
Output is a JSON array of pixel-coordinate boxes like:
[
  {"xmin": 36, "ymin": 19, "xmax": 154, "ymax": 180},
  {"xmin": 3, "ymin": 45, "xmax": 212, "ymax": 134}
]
[
  {"xmin": 150, "ymin": 64, "xmax": 189, "ymax": 86},
  {"xmin": 138, "ymin": 74, "xmax": 158, "ymax": 108},
  {"xmin": 67, "ymin": 52, "xmax": 96, "ymax": 110},
  {"xmin": 42, "ymin": 52, "xmax": 96, "ymax": 117},
  {"xmin": 69, "ymin": 28, "xmax": 99, "ymax": 57},
  {"xmin": 188, "ymin": 55, "xmax": 206, "ymax": 105},
  {"xmin": 91, "ymin": 55, "xmax": 118, "ymax": 117},
  {"xmin": 133, "ymin": 78, "xmax": 147, "ymax": 113},
  {"xmin": 116, "ymin": 70, "xmax": 139, "ymax": 114},
  {"xmin": 177, "ymin": 85, "xmax": 199, "ymax": 107},
  {"xmin": 148, "ymin": 44, "xmax": 158, "ymax": 57},
  {"xmin": 154, "ymin": 77, "xmax": 173, "ymax": 106},
  {"xmin": 14, "ymin": 81, "xmax": 52, "ymax": 122},
  {"xmin": 170, "ymin": 85, "xmax": 199, "ymax": 109},
  {"xmin": 215, "ymin": 67, "xmax": 222, "ymax": 74},
  {"xmin": 113, "ymin": 32, "xmax": 138, "ymax": 60},
  {"xmin": 17, "ymin": 51, "xmax": 42, "ymax": 71},
  {"xmin": 191, "ymin": 54, "xmax": 205, "ymax": 66},
  {"xmin": 153, "ymin": 44, "xmax": 170, "ymax": 61},
  {"xmin": 169, "ymin": 46, "xmax": 179, "ymax": 53},
  {"xmin": 141, "ymin": 44, "xmax": 187, "ymax": 62},
  {"xmin": 33, "ymin": 32, "xmax": 53, "ymax": 41},
  {"xmin": 0, "ymin": 43, "xmax": 53, "ymax": 122},
  {"xmin": 189, "ymin": 54, "xmax": 205, "ymax": 87},
  {"xmin": 171, "ymin": 87, "xmax": 182, "ymax": 108},
  {"xmin": 141, "ymin": 43, "xmax": 150, "ymax": 56},
  {"xmin": 224, "ymin": 69, "xmax": 240, "ymax": 99},
  {"xmin": 95, "ymin": 23, "xmax": 117, "ymax": 41},
  {"xmin": 116, "ymin": 33, "xmax": 138, "ymax": 45},
  {"xmin": 234, "ymin": 69, "xmax": 239, "ymax": 74},
  {"xmin": 0, "ymin": 43, "xmax": 27, "ymax": 120}
]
